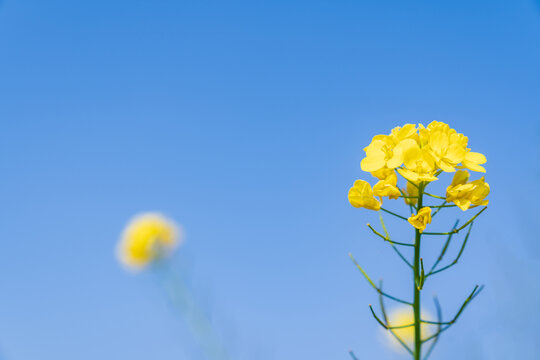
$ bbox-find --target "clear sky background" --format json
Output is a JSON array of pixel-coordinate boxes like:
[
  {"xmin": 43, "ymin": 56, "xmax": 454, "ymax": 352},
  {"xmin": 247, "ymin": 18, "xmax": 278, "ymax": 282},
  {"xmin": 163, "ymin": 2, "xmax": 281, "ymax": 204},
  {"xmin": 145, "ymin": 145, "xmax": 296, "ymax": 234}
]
[{"xmin": 0, "ymin": 1, "xmax": 539, "ymax": 359}]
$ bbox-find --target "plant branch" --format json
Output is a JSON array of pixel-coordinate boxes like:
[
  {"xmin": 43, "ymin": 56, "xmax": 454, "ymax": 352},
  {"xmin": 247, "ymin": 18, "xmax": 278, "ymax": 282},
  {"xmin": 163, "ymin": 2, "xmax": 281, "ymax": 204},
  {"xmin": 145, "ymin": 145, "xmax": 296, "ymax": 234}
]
[
  {"xmin": 349, "ymin": 253, "xmax": 413, "ymax": 305},
  {"xmin": 429, "ymin": 204, "xmax": 456, "ymax": 209},
  {"xmin": 424, "ymin": 192, "xmax": 445, "ymax": 200},
  {"xmin": 397, "ymin": 187, "xmax": 416, "ymax": 214},
  {"xmin": 423, "ymin": 296, "xmax": 442, "ymax": 360},
  {"xmin": 380, "ymin": 207, "xmax": 409, "ymax": 221},
  {"xmin": 427, "ymin": 222, "xmax": 473, "ymax": 277},
  {"xmin": 422, "ymin": 207, "xmax": 486, "ymax": 236},
  {"xmin": 379, "ymin": 282, "xmax": 415, "ymax": 355},
  {"xmin": 428, "ymin": 220, "xmax": 459, "ymax": 274},
  {"xmin": 421, "ymin": 285, "xmax": 484, "ymax": 343},
  {"xmin": 430, "ymin": 201, "xmax": 447, "ymax": 218},
  {"xmin": 378, "ymin": 213, "xmax": 413, "ymax": 268},
  {"xmin": 367, "ymin": 223, "xmax": 414, "ymax": 247}
]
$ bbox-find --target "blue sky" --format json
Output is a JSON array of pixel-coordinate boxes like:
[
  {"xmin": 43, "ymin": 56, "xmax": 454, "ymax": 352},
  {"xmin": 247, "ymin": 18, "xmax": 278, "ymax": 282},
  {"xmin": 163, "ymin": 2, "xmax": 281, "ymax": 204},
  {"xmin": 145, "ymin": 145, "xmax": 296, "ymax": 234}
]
[{"xmin": 0, "ymin": 0, "xmax": 539, "ymax": 359}]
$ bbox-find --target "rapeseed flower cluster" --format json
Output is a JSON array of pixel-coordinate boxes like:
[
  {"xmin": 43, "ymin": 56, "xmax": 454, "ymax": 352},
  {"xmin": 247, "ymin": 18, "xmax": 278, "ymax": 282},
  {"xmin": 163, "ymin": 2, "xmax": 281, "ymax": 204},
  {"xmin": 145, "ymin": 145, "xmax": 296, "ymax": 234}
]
[
  {"xmin": 348, "ymin": 121, "xmax": 489, "ymax": 233},
  {"xmin": 117, "ymin": 212, "xmax": 182, "ymax": 270},
  {"xmin": 348, "ymin": 121, "xmax": 489, "ymax": 359}
]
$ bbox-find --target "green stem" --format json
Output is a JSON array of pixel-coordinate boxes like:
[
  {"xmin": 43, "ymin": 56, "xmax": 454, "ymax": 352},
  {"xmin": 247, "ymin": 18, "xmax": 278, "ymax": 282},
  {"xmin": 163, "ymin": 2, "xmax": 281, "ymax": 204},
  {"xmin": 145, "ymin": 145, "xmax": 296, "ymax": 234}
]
[
  {"xmin": 413, "ymin": 183, "xmax": 425, "ymax": 360},
  {"xmin": 380, "ymin": 207, "xmax": 409, "ymax": 221}
]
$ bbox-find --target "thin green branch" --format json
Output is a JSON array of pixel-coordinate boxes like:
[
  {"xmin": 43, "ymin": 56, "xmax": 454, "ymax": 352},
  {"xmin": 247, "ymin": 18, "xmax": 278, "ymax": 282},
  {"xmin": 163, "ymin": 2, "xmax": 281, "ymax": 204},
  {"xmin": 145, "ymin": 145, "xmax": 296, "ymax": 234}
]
[
  {"xmin": 431, "ymin": 201, "xmax": 447, "ymax": 218},
  {"xmin": 428, "ymin": 220, "xmax": 459, "ymax": 274},
  {"xmin": 423, "ymin": 296, "xmax": 442, "ymax": 360},
  {"xmin": 416, "ymin": 258, "xmax": 425, "ymax": 290},
  {"xmin": 427, "ymin": 222, "xmax": 473, "ymax": 277},
  {"xmin": 348, "ymin": 350, "xmax": 359, "ymax": 360},
  {"xmin": 378, "ymin": 213, "xmax": 413, "ymax": 268},
  {"xmin": 367, "ymin": 223, "xmax": 414, "ymax": 247},
  {"xmin": 380, "ymin": 207, "xmax": 409, "ymax": 221},
  {"xmin": 367, "ymin": 223, "xmax": 386, "ymax": 240},
  {"xmin": 369, "ymin": 304, "xmax": 388, "ymax": 329},
  {"xmin": 397, "ymin": 187, "xmax": 415, "ymax": 214},
  {"xmin": 421, "ymin": 285, "xmax": 484, "ymax": 343},
  {"xmin": 451, "ymin": 285, "xmax": 484, "ymax": 323},
  {"xmin": 422, "ymin": 207, "xmax": 486, "ymax": 236},
  {"xmin": 349, "ymin": 253, "xmax": 413, "ymax": 305},
  {"xmin": 379, "ymin": 282, "xmax": 415, "ymax": 355},
  {"xmin": 429, "ymin": 204, "xmax": 456, "ymax": 208},
  {"xmin": 424, "ymin": 192, "xmax": 446, "ymax": 200}
]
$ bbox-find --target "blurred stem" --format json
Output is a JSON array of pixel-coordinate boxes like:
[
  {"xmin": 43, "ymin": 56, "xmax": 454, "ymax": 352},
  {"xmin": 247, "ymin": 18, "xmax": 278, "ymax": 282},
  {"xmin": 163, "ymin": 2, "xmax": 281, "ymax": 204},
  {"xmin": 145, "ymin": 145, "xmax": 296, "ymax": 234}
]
[
  {"xmin": 413, "ymin": 183, "xmax": 425, "ymax": 360},
  {"xmin": 156, "ymin": 261, "xmax": 229, "ymax": 360}
]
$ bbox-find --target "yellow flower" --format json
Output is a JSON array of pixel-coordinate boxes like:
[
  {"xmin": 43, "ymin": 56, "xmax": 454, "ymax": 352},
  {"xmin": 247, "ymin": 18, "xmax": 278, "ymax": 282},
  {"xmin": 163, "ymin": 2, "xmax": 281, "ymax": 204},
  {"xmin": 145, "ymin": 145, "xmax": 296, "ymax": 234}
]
[
  {"xmin": 461, "ymin": 151, "xmax": 487, "ymax": 173},
  {"xmin": 385, "ymin": 307, "xmax": 434, "ymax": 352},
  {"xmin": 428, "ymin": 130, "xmax": 467, "ymax": 172},
  {"xmin": 117, "ymin": 213, "xmax": 182, "ymax": 270},
  {"xmin": 446, "ymin": 170, "xmax": 490, "ymax": 211},
  {"xmin": 370, "ymin": 167, "xmax": 395, "ymax": 180},
  {"xmin": 373, "ymin": 172, "xmax": 401, "ymax": 200},
  {"xmin": 402, "ymin": 181, "xmax": 418, "ymax": 206},
  {"xmin": 360, "ymin": 136, "xmax": 400, "ymax": 172},
  {"xmin": 348, "ymin": 179, "xmax": 382, "ymax": 211},
  {"xmin": 417, "ymin": 121, "xmax": 468, "ymax": 172},
  {"xmin": 408, "ymin": 207, "xmax": 432, "ymax": 233},
  {"xmin": 419, "ymin": 121, "xmax": 487, "ymax": 173},
  {"xmin": 360, "ymin": 125, "xmax": 419, "ymax": 173},
  {"xmin": 389, "ymin": 123, "xmax": 418, "ymax": 144},
  {"xmin": 396, "ymin": 139, "xmax": 438, "ymax": 183}
]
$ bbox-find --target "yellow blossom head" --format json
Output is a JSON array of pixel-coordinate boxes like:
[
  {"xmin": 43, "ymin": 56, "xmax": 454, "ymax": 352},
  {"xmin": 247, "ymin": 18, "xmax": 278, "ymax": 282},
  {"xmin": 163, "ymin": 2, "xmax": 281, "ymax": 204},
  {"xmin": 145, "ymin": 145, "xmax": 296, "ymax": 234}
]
[
  {"xmin": 446, "ymin": 170, "xmax": 490, "ymax": 211},
  {"xmin": 351, "ymin": 121, "xmax": 488, "ymax": 212},
  {"xmin": 397, "ymin": 140, "xmax": 438, "ymax": 183},
  {"xmin": 117, "ymin": 212, "xmax": 182, "ymax": 270},
  {"xmin": 408, "ymin": 207, "xmax": 432, "ymax": 233},
  {"xmin": 385, "ymin": 307, "xmax": 434, "ymax": 352},
  {"xmin": 373, "ymin": 172, "xmax": 401, "ymax": 200},
  {"xmin": 348, "ymin": 179, "xmax": 382, "ymax": 211}
]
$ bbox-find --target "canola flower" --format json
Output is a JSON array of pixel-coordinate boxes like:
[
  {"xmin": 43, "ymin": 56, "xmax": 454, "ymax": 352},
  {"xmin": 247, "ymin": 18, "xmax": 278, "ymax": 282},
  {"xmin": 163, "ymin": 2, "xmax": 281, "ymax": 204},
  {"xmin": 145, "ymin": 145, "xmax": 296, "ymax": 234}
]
[
  {"xmin": 385, "ymin": 307, "xmax": 434, "ymax": 352},
  {"xmin": 408, "ymin": 207, "xmax": 432, "ymax": 233},
  {"xmin": 347, "ymin": 121, "xmax": 488, "ymax": 360},
  {"xmin": 117, "ymin": 213, "xmax": 230, "ymax": 360},
  {"xmin": 446, "ymin": 170, "xmax": 490, "ymax": 211},
  {"xmin": 117, "ymin": 212, "xmax": 181, "ymax": 270},
  {"xmin": 348, "ymin": 179, "xmax": 382, "ymax": 211}
]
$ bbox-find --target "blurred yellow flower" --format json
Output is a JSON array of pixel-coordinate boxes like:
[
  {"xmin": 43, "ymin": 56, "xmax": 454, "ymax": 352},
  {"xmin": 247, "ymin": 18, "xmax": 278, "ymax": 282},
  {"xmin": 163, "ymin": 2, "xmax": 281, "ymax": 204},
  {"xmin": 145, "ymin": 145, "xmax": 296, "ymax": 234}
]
[
  {"xmin": 385, "ymin": 307, "xmax": 433, "ymax": 351},
  {"xmin": 117, "ymin": 213, "xmax": 182, "ymax": 270},
  {"xmin": 348, "ymin": 179, "xmax": 382, "ymax": 211},
  {"xmin": 373, "ymin": 172, "xmax": 401, "ymax": 200},
  {"xmin": 408, "ymin": 207, "xmax": 432, "ymax": 233},
  {"xmin": 446, "ymin": 170, "xmax": 490, "ymax": 211}
]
